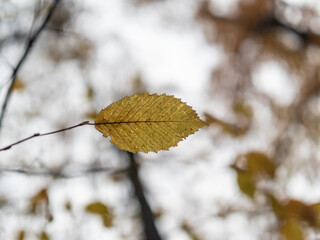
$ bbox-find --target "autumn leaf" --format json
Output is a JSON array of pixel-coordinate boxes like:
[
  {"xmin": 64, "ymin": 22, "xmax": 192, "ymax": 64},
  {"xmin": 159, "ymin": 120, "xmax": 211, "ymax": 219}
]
[
  {"xmin": 12, "ymin": 77, "xmax": 26, "ymax": 92},
  {"xmin": 95, "ymin": 93, "xmax": 207, "ymax": 153},
  {"xmin": 280, "ymin": 219, "xmax": 304, "ymax": 240},
  {"xmin": 231, "ymin": 152, "xmax": 277, "ymax": 198},
  {"xmin": 86, "ymin": 201, "xmax": 113, "ymax": 228},
  {"xmin": 38, "ymin": 231, "xmax": 50, "ymax": 240},
  {"xmin": 232, "ymin": 100, "xmax": 253, "ymax": 118},
  {"xmin": 310, "ymin": 202, "xmax": 320, "ymax": 228},
  {"xmin": 235, "ymin": 170, "xmax": 256, "ymax": 198},
  {"xmin": 29, "ymin": 188, "xmax": 52, "ymax": 221},
  {"xmin": 245, "ymin": 152, "xmax": 276, "ymax": 178},
  {"xmin": 86, "ymin": 202, "xmax": 109, "ymax": 214},
  {"xmin": 30, "ymin": 189, "xmax": 49, "ymax": 214},
  {"xmin": 17, "ymin": 230, "xmax": 25, "ymax": 240}
]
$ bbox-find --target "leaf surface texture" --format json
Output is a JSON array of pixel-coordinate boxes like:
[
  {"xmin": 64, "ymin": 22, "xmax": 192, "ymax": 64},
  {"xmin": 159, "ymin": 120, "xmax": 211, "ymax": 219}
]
[{"xmin": 95, "ymin": 93, "xmax": 207, "ymax": 153}]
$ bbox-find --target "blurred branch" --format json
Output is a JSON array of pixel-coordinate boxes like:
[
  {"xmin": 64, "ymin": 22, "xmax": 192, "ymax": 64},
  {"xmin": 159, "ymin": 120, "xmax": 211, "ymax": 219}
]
[
  {"xmin": 0, "ymin": 166, "xmax": 128, "ymax": 178},
  {"xmin": 197, "ymin": 0, "xmax": 320, "ymax": 47},
  {"xmin": 127, "ymin": 152, "xmax": 162, "ymax": 240},
  {"xmin": 27, "ymin": 0, "xmax": 43, "ymax": 40},
  {"xmin": 0, "ymin": 32, "xmax": 28, "ymax": 49},
  {"xmin": 0, "ymin": 0, "xmax": 61, "ymax": 131},
  {"xmin": 272, "ymin": 70, "xmax": 320, "ymax": 162},
  {"xmin": 46, "ymin": 26, "xmax": 91, "ymax": 42}
]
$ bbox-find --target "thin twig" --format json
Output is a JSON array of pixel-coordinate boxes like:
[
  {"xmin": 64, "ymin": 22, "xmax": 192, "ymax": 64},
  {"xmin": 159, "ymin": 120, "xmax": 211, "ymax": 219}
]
[
  {"xmin": 0, "ymin": 166, "xmax": 128, "ymax": 179},
  {"xmin": 0, "ymin": 121, "xmax": 91, "ymax": 152},
  {"xmin": 0, "ymin": 0, "xmax": 61, "ymax": 130},
  {"xmin": 27, "ymin": 0, "xmax": 42, "ymax": 40}
]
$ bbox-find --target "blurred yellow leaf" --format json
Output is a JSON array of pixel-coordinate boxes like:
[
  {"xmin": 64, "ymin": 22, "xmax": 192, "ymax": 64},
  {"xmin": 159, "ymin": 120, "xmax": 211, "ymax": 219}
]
[
  {"xmin": 102, "ymin": 214, "xmax": 113, "ymax": 228},
  {"xmin": 282, "ymin": 200, "xmax": 318, "ymax": 228},
  {"xmin": 38, "ymin": 232, "xmax": 49, "ymax": 240},
  {"xmin": 232, "ymin": 152, "xmax": 276, "ymax": 198},
  {"xmin": 30, "ymin": 188, "xmax": 49, "ymax": 214},
  {"xmin": 86, "ymin": 202, "xmax": 109, "ymax": 214},
  {"xmin": 284, "ymin": 200, "xmax": 314, "ymax": 224},
  {"xmin": 280, "ymin": 219, "xmax": 304, "ymax": 240},
  {"xmin": 17, "ymin": 230, "xmax": 25, "ymax": 240},
  {"xmin": 12, "ymin": 77, "xmax": 25, "ymax": 92},
  {"xmin": 269, "ymin": 195, "xmax": 318, "ymax": 227},
  {"xmin": 29, "ymin": 188, "xmax": 52, "ymax": 221},
  {"xmin": 232, "ymin": 101, "xmax": 253, "ymax": 118},
  {"xmin": 245, "ymin": 152, "xmax": 276, "ymax": 178},
  {"xmin": 269, "ymin": 194, "xmax": 285, "ymax": 220},
  {"xmin": 86, "ymin": 201, "xmax": 113, "ymax": 228},
  {"xmin": 95, "ymin": 93, "xmax": 207, "ymax": 153},
  {"xmin": 236, "ymin": 170, "xmax": 256, "ymax": 198},
  {"xmin": 310, "ymin": 202, "xmax": 320, "ymax": 228}
]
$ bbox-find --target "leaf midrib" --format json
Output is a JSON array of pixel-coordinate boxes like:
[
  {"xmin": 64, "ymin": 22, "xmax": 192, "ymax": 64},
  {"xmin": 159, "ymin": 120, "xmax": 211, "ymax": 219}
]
[{"xmin": 95, "ymin": 120, "xmax": 204, "ymax": 124}]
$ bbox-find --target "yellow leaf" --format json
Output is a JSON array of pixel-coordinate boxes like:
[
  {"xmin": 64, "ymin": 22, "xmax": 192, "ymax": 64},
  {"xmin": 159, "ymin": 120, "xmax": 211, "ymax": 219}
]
[
  {"xmin": 280, "ymin": 219, "xmax": 304, "ymax": 240},
  {"xmin": 310, "ymin": 202, "xmax": 320, "ymax": 228},
  {"xmin": 232, "ymin": 100, "xmax": 253, "ymax": 118},
  {"xmin": 38, "ymin": 232, "xmax": 49, "ymax": 240},
  {"xmin": 245, "ymin": 152, "xmax": 276, "ymax": 178},
  {"xmin": 29, "ymin": 188, "xmax": 52, "ymax": 221},
  {"xmin": 269, "ymin": 195, "xmax": 318, "ymax": 227},
  {"xmin": 102, "ymin": 214, "xmax": 113, "ymax": 228},
  {"xmin": 268, "ymin": 194, "xmax": 285, "ymax": 220},
  {"xmin": 86, "ymin": 201, "xmax": 113, "ymax": 228},
  {"xmin": 30, "ymin": 188, "xmax": 49, "ymax": 214},
  {"xmin": 284, "ymin": 200, "xmax": 316, "ymax": 227},
  {"xmin": 12, "ymin": 77, "xmax": 25, "ymax": 92},
  {"xmin": 236, "ymin": 170, "xmax": 256, "ymax": 198},
  {"xmin": 95, "ymin": 93, "xmax": 207, "ymax": 153},
  {"xmin": 17, "ymin": 230, "xmax": 25, "ymax": 240},
  {"xmin": 86, "ymin": 202, "xmax": 109, "ymax": 214}
]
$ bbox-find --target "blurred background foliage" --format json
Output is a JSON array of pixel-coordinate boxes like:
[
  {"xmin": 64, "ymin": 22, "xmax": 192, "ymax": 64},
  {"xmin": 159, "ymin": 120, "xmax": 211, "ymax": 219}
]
[
  {"xmin": 0, "ymin": 0, "xmax": 320, "ymax": 239},
  {"xmin": 198, "ymin": 0, "xmax": 320, "ymax": 239}
]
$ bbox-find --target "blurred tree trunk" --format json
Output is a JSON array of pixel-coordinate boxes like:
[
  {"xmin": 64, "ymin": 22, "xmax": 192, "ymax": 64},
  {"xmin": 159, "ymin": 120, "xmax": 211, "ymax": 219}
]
[{"xmin": 128, "ymin": 152, "xmax": 162, "ymax": 240}]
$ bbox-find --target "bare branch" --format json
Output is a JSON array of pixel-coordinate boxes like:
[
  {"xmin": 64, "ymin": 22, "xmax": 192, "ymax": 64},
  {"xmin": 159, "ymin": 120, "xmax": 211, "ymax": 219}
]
[
  {"xmin": 0, "ymin": 121, "xmax": 91, "ymax": 152},
  {"xmin": 0, "ymin": 0, "xmax": 61, "ymax": 130},
  {"xmin": 0, "ymin": 166, "xmax": 128, "ymax": 179}
]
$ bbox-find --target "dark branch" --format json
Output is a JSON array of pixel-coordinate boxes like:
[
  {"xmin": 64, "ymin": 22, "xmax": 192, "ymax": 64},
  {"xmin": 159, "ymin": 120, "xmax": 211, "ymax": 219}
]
[
  {"xmin": 127, "ymin": 152, "xmax": 162, "ymax": 240},
  {"xmin": 0, "ymin": 0, "xmax": 61, "ymax": 130}
]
